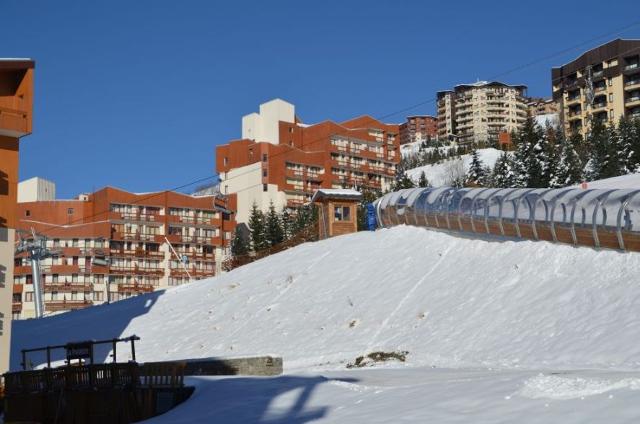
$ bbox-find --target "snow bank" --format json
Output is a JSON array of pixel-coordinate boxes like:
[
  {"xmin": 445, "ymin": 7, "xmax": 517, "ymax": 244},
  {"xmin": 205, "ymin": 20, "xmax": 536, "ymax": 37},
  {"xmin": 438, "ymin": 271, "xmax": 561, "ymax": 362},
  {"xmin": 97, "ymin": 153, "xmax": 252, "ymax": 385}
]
[
  {"xmin": 12, "ymin": 226, "xmax": 640, "ymax": 372},
  {"xmin": 579, "ymin": 173, "xmax": 640, "ymax": 189},
  {"xmin": 406, "ymin": 148, "xmax": 504, "ymax": 185}
]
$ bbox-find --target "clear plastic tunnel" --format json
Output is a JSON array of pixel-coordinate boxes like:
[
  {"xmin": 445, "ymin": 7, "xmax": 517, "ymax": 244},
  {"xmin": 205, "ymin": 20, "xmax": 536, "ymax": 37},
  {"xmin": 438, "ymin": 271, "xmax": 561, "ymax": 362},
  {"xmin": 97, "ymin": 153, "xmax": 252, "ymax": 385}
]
[{"xmin": 373, "ymin": 187, "xmax": 640, "ymax": 252}]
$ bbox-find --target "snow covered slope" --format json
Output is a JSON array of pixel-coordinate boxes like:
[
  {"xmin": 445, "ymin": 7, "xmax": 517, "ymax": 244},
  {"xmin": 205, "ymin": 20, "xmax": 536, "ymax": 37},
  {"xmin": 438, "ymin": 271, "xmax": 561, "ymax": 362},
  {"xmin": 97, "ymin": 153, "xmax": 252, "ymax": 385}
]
[
  {"xmin": 12, "ymin": 226, "xmax": 640, "ymax": 372},
  {"xmin": 406, "ymin": 148, "xmax": 504, "ymax": 185},
  {"xmin": 11, "ymin": 226, "xmax": 640, "ymax": 423},
  {"xmin": 580, "ymin": 173, "xmax": 640, "ymax": 189}
]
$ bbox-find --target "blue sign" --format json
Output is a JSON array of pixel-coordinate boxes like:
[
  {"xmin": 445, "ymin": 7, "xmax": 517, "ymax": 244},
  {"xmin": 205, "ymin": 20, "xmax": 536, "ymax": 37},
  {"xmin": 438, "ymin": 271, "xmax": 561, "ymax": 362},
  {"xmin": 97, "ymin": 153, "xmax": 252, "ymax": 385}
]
[{"xmin": 366, "ymin": 203, "xmax": 377, "ymax": 231}]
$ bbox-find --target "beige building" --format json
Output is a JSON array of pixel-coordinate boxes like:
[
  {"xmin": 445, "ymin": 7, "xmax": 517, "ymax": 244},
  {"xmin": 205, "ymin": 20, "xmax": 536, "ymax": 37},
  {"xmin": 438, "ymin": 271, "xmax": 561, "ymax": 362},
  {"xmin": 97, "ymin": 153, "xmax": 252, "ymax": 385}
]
[
  {"xmin": 552, "ymin": 39, "xmax": 640, "ymax": 137},
  {"xmin": 437, "ymin": 81, "xmax": 528, "ymax": 145},
  {"xmin": 527, "ymin": 98, "xmax": 559, "ymax": 117}
]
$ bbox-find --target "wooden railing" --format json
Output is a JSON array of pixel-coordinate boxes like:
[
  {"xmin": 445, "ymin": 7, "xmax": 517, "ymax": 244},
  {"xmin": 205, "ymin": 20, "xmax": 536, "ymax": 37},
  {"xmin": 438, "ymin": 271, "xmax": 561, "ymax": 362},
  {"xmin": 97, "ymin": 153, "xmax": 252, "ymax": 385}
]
[{"xmin": 3, "ymin": 361, "xmax": 185, "ymax": 395}]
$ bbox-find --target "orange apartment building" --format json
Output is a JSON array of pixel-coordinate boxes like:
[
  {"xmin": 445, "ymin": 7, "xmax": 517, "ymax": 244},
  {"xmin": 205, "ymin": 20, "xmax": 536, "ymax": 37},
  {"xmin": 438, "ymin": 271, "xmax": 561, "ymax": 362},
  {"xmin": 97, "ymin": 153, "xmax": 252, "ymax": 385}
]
[
  {"xmin": 0, "ymin": 58, "xmax": 34, "ymax": 375},
  {"xmin": 215, "ymin": 99, "xmax": 400, "ymax": 224},
  {"xmin": 12, "ymin": 186, "xmax": 236, "ymax": 319},
  {"xmin": 399, "ymin": 115, "xmax": 438, "ymax": 145}
]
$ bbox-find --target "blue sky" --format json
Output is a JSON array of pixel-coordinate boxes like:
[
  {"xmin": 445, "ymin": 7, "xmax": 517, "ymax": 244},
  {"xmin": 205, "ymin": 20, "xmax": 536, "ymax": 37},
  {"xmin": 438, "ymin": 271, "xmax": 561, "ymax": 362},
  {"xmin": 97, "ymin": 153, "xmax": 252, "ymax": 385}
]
[{"xmin": 3, "ymin": 0, "xmax": 640, "ymax": 198}]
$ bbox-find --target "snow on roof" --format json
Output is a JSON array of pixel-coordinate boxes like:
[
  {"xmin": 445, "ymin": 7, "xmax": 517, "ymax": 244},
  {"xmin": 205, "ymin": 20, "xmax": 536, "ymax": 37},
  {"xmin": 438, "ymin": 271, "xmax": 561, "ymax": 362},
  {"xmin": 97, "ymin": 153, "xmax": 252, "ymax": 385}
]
[{"xmin": 311, "ymin": 188, "xmax": 362, "ymax": 202}]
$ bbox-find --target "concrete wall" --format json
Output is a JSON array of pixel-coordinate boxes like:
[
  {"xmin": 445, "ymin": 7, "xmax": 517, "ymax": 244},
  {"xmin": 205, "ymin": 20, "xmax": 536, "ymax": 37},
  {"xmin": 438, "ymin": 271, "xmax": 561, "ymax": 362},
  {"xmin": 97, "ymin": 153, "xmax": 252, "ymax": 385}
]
[
  {"xmin": 241, "ymin": 99, "xmax": 295, "ymax": 145},
  {"xmin": 17, "ymin": 177, "xmax": 56, "ymax": 203}
]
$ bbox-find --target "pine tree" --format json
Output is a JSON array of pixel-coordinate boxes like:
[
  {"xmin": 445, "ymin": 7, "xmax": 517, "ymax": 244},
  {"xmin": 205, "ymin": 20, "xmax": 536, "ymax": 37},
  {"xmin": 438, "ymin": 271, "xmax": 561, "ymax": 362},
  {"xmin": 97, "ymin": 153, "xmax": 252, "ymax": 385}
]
[
  {"xmin": 230, "ymin": 226, "xmax": 249, "ymax": 257},
  {"xmin": 616, "ymin": 116, "xmax": 634, "ymax": 174},
  {"xmin": 393, "ymin": 163, "xmax": 416, "ymax": 190},
  {"xmin": 263, "ymin": 201, "xmax": 284, "ymax": 247},
  {"xmin": 281, "ymin": 208, "xmax": 294, "ymax": 240},
  {"xmin": 491, "ymin": 152, "xmax": 516, "ymax": 188},
  {"xmin": 631, "ymin": 117, "xmax": 640, "ymax": 172},
  {"xmin": 248, "ymin": 202, "xmax": 267, "ymax": 251},
  {"xmin": 465, "ymin": 149, "xmax": 486, "ymax": 186},
  {"xmin": 550, "ymin": 133, "xmax": 583, "ymax": 187},
  {"xmin": 513, "ymin": 117, "xmax": 546, "ymax": 187},
  {"xmin": 418, "ymin": 171, "xmax": 430, "ymax": 188},
  {"xmin": 584, "ymin": 119, "xmax": 611, "ymax": 181}
]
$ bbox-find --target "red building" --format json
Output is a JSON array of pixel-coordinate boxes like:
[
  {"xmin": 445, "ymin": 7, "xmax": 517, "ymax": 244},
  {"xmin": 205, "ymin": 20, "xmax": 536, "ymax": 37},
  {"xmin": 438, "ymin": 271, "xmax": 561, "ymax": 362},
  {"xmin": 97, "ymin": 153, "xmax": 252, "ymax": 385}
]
[
  {"xmin": 399, "ymin": 115, "xmax": 438, "ymax": 145},
  {"xmin": 215, "ymin": 99, "xmax": 400, "ymax": 224},
  {"xmin": 13, "ymin": 186, "xmax": 236, "ymax": 318}
]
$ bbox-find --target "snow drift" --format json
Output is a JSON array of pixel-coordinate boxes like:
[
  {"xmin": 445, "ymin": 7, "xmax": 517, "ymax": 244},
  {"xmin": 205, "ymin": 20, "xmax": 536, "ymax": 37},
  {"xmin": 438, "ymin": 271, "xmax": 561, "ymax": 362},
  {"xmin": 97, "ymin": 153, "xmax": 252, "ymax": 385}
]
[{"xmin": 11, "ymin": 225, "xmax": 640, "ymax": 372}]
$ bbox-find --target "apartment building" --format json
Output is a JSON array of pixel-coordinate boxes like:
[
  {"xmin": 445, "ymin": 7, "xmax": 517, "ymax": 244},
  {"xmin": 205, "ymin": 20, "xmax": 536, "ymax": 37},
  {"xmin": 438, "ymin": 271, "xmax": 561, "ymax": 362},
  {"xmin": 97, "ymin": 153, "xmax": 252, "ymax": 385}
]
[
  {"xmin": 552, "ymin": 39, "xmax": 640, "ymax": 137},
  {"xmin": 0, "ymin": 58, "xmax": 34, "ymax": 375},
  {"xmin": 12, "ymin": 186, "xmax": 236, "ymax": 319},
  {"xmin": 216, "ymin": 99, "xmax": 400, "ymax": 224},
  {"xmin": 527, "ymin": 98, "xmax": 559, "ymax": 117},
  {"xmin": 437, "ymin": 81, "xmax": 528, "ymax": 145},
  {"xmin": 399, "ymin": 115, "xmax": 438, "ymax": 145}
]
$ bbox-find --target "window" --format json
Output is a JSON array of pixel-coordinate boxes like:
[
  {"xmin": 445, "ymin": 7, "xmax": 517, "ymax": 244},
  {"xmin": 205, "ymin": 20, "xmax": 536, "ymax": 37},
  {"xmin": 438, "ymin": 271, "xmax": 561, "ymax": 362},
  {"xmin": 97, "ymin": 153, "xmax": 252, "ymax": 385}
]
[
  {"xmin": 334, "ymin": 205, "xmax": 351, "ymax": 222},
  {"xmin": 67, "ymin": 208, "xmax": 74, "ymax": 215},
  {"xmin": 609, "ymin": 94, "xmax": 614, "ymax": 102},
  {"xmin": 263, "ymin": 169, "xmax": 268, "ymax": 177},
  {"xmin": 262, "ymin": 154, "xmax": 268, "ymax": 162},
  {"xmin": 223, "ymin": 157, "xmax": 228, "ymax": 166},
  {"xmin": 263, "ymin": 184, "xmax": 268, "ymax": 192},
  {"xmin": 288, "ymin": 127, "xmax": 294, "ymax": 133},
  {"xmin": 25, "ymin": 292, "xmax": 33, "ymax": 302},
  {"xmin": 25, "ymin": 210, "xmax": 30, "ymax": 217},
  {"xmin": 608, "ymin": 78, "xmax": 613, "ymax": 86},
  {"xmin": 610, "ymin": 109, "xmax": 615, "ymax": 119}
]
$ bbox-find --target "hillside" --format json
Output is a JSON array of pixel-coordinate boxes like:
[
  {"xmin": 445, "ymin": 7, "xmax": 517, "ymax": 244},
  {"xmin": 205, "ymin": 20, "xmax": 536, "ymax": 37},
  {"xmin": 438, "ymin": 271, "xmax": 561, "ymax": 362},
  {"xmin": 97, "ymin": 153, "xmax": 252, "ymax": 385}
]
[
  {"xmin": 406, "ymin": 148, "xmax": 503, "ymax": 185},
  {"xmin": 10, "ymin": 226, "xmax": 640, "ymax": 422}
]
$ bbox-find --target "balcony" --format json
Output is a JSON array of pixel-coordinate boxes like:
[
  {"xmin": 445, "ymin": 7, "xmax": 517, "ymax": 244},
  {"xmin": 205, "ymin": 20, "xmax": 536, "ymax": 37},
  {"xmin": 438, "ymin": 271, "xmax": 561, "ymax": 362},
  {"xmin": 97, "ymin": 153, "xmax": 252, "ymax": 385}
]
[
  {"xmin": 44, "ymin": 282, "xmax": 91, "ymax": 292},
  {"xmin": 117, "ymin": 283, "xmax": 155, "ymax": 293},
  {"xmin": 50, "ymin": 264, "xmax": 81, "ymax": 274},
  {"xmin": 13, "ymin": 265, "xmax": 32, "ymax": 275},
  {"xmin": 566, "ymin": 95, "xmax": 581, "ymax": 104},
  {"xmin": 45, "ymin": 300, "xmax": 93, "ymax": 312},
  {"xmin": 625, "ymin": 96, "xmax": 640, "ymax": 106},
  {"xmin": 592, "ymin": 101, "xmax": 607, "ymax": 110},
  {"xmin": 12, "ymin": 302, "xmax": 22, "ymax": 312},
  {"xmin": 624, "ymin": 62, "xmax": 639, "ymax": 71},
  {"xmin": 625, "ymin": 79, "xmax": 640, "ymax": 90},
  {"xmin": 0, "ymin": 105, "xmax": 30, "ymax": 138}
]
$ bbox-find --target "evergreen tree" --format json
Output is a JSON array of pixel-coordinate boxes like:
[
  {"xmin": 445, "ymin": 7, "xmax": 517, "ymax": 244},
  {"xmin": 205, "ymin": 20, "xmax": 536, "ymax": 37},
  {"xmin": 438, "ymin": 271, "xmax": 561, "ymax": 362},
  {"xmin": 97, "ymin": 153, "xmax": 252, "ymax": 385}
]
[
  {"xmin": 418, "ymin": 171, "xmax": 430, "ymax": 188},
  {"xmin": 230, "ymin": 226, "xmax": 249, "ymax": 257},
  {"xmin": 248, "ymin": 202, "xmax": 267, "ymax": 251},
  {"xmin": 584, "ymin": 119, "xmax": 612, "ymax": 181},
  {"xmin": 465, "ymin": 149, "xmax": 486, "ymax": 186},
  {"xmin": 281, "ymin": 208, "xmax": 294, "ymax": 240},
  {"xmin": 631, "ymin": 117, "xmax": 640, "ymax": 172},
  {"xmin": 491, "ymin": 152, "xmax": 516, "ymax": 188},
  {"xmin": 513, "ymin": 117, "xmax": 546, "ymax": 187},
  {"xmin": 264, "ymin": 201, "xmax": 284, "ymax": 247},
  {"xmin": 551, "ymin": 132, "xmax": 583, "ymax": 187},
  {"xmin": 617, "ymin": 116, "xmax": 634, "ymax": 174},
  {"xmin": 393, "ymin": 163, "xmax": 416, "ymax": 190}
]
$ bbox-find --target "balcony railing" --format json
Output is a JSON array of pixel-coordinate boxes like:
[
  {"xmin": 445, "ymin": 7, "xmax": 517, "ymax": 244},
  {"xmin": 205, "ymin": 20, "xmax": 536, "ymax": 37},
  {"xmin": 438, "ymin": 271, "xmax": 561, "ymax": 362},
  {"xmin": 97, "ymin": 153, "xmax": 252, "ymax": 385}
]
[
  {"xmin": 45, "ymin": 300, "xmax": 93, "ymax": 312},
  {"xmin": 624, "ymin": 63, "xmax": 639, "ymax": 71},
  {"xmin": 626, "ymin": 96, "xmax": 640, "ymax": 104}
]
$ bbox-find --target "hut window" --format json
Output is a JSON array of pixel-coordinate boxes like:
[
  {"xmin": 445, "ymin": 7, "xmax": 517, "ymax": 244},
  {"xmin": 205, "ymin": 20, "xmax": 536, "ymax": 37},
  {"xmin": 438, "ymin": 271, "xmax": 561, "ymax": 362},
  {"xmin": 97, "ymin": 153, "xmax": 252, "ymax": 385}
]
[{"xmin": 334, "ymin": 205, "xmax": 351, "ymax": 222}]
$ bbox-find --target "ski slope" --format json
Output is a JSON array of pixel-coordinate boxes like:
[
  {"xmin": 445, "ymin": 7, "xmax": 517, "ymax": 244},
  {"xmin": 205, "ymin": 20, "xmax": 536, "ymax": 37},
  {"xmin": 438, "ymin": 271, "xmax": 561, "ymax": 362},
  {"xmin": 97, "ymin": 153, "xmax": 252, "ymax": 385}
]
[{"xmin": 10, "ymin": 226, "xmax": 640, "ymax": 422}]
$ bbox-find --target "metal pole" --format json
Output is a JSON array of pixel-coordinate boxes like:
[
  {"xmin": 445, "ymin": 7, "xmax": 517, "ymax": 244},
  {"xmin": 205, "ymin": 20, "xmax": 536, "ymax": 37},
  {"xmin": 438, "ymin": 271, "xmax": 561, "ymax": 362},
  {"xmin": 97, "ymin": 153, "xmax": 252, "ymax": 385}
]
[
  {"xmin": 165, "ymin": 236, "xmax": 192, "ymax": 282},
  {"xmin": 31, "ymin": 254, "xmax": 44, "ymax": 318}
]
